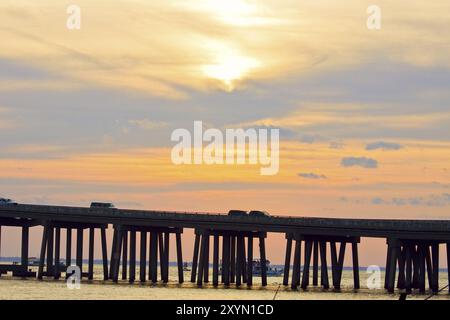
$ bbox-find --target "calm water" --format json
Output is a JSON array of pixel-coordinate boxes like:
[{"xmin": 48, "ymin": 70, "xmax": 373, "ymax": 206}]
[{"xmin": 0, "ymin": 265, "xmax": 449, "ymax": 300}]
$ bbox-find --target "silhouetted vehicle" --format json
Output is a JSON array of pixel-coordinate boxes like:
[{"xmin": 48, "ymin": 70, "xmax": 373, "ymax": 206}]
[
  {"xmin": 228, "ymin": 210, "xmax": 248, "ymax": 217},
  {"xmin": 249, "ymin": 210, "xmax": 270, "ymax": 217},
  {"xmin": 0, "ymin": 198, "xmax": 18, "ymax": 205},
  {"xmin": 90, "ymin": 202, "xmax": 115, "ymax": 209}
]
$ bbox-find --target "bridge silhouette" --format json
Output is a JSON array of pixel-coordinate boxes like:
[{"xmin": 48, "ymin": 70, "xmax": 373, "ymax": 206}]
[{"xmin": 1, "ymin": 203, "xmax": 449, "ymax": 294}]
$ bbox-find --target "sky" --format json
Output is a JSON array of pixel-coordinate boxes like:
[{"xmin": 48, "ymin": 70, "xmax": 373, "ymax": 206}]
[{"xmin": 0, "ymin": 0, "xmax": 450, "ymax": 265}]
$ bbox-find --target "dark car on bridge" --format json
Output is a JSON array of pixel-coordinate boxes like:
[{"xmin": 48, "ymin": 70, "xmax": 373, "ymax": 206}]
[
  {"xmin": 249, "ymin": 210, "xmax": 270, "ymax": 218},
  {"xmin": 228, "ymin": 210, "xmax": 248, "ymax": 217},
  {"xmin": 90, "ymin": 202, "xmax": 115, "ymax": 209},
  {"xmin": 0, "ymin": 198, "xmax": 18, "ymax": 205}
]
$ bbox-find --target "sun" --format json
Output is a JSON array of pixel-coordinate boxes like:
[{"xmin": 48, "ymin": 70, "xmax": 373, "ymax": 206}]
[{"xmin": 202, "ymin": 43, "xmax": 260, "ymax": 91}]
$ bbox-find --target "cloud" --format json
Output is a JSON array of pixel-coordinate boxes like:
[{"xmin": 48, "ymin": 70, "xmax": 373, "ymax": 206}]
[
  {"xmin": 366, "ymin": 141, "xmax": 403, "ymax": 151},
  {"xmin": 297, "ymin": 173, "xmax": 327, "ymax": 179},
  {"xmin": 341, "ymin": 157, "xmax": 378, "ymax": 168},
  {"xmin": 371, "ymin": 194, "xmax": 450, "ymax": 207}
]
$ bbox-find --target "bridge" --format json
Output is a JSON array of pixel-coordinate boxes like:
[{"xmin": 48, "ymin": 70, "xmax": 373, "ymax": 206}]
[{"xmin": 0, "ymin": 203, "xmax": 449, "ymax": 294}]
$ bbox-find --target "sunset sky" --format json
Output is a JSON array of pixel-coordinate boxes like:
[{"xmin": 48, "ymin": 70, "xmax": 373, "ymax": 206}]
[{"xmin": 1, "ymin": 0, "xmax": 450, "ymax": 264}]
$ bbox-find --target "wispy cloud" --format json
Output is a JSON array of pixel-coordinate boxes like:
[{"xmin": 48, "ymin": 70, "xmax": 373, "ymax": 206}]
[
  {"xmin": 372, "ymin": 194, "xmax": 450, "ymax": 207},
  {"xmin": 341, "ymin": 157, "xmax": 378, "ymax": 169},
  {"xmin": 297, "ymin": 172, "xmax": 327, "ymax": 180},
  {"xmin": 366, "ymin": 141, "xmax": 403, "ymax": 151}
]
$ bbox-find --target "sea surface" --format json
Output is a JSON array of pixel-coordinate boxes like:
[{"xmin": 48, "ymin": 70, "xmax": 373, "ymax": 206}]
[{"xmin": 0, "ymin": 264, "xmax": 449, "ymax": 300}]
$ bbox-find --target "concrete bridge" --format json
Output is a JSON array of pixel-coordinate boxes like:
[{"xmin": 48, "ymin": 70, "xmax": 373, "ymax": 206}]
[{"xmin": 1, "ymin": 203, "xmax": 449, "ymax": 294}]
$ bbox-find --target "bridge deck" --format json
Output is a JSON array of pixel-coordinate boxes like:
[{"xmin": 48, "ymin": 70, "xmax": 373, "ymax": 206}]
[{"xmin": 1, "ymin": 204, "xmax": 449, "ymax": 240}]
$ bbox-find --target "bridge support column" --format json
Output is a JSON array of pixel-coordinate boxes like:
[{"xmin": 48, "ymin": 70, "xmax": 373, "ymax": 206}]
[
  {"xmin": 197, "ymin": 231, "xmax": 208, "ymax": 286},
  {"xmin": 222, "ymin": 235, "xmax": 230, "ymax": 285},
  {"xmin": 88, "ymin": 228, "xmax": 95, "ymax": 280},
  {"xmin": 301, "ymin": 240, "xmax": 313, "ymax": 289},
  {"xmin": 76, "ymin": 228, "xmax": 83, "ymax": 276},
  {"xmin": 213, "ymin": 235, "xmax": 219, "ymax": 286},
  {"xmin": 319, "ymin": 241, "xmax": 329, "ymax": 289},
  {"xmin": 312, "ymin": 240, "xmax": 319, "ymax": 286},
  {"xmin": 149, "ymin": 232, "xmax": 158, "ymax": 283},
  {"xmin": 396, "ymin": 247, "xmax": 406, "ymax": 289},
  {"xmin": 129, "ymin": 230, "xmax": 136, "ymax": 283},
  {"xmin": 230, "ymin": 236, "xmax": 236, "ymax": 284},
  {"xmin": 66, "ymin": 228, "xmax": 72, "ymax": 271},
  {"xmin": 54, "ymin": 227, "xmax": 61, "ymax": 279},
  {"xmin": 101, "ymin": 227, "xmax": 109, "ymax": 280},
  {"xmin": 259, "ymin": 233, "xmax": 267, "ymax": 286},
  {"xmin": 352, "ymin": 241, "xmax": 360, "ymax": 289},
  {"xmin": 122, "ymin": 231, "xmax": 128, "ymax": 280},
  {"xmin": 111, "ymin": 226, "xmax": 123, "ymax": 282},
  {"xmin": 21, "ymin": 226, "xmax": 30, "ymax": 276},
  {"xmin": 47, "ymin": 227, "xmax": 54, "ymax": 277},
  {"xmin": 447, "ymin": 243, "xmax": 450, "ymax": 293},
  {"xmin": 291, "ymin": 236, "xmax": 301, "ymax": 289},
  {"xmin": 191, "ymin": 233, "xmax": 200, "ymax": 283},
  {"xmin": 176, "ymin": 232, "xmax": 184, "ymax": 283},
  {"xmin": 241, "ymin": 236, "xmax": 247, "ymax": 284},
  {"xmin": 236, "ymin": 235, "xmax": 242, "ymax": 286},
  {"xmin": 163, "ymin": 232, "xmax": 170, "ymax": 283},
  {"xmin": 247, "ymin": 235, "xmax": 253, "ymax": 287},
  {"xmin": 140, "ymin": 231, "xmax": 147, "ymax": 282},
  {"xmin": 386, "ymin": 239, "xmax": 400, "ymax": 293},
  {"xmin": 283, "ymin": 234, "xmax": 292, "ymax": 286},
  {"xmin": 203, "ymin": 233, "xmax": 210, "ymax": 283},
  {"xmin": 431, "ymin": 243, "xmax": 439, "ymax": 293}
]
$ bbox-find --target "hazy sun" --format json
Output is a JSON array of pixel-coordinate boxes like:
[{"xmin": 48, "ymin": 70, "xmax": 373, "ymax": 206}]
[{"xmin": 202, "ymin": 42, "xmax": 260, "ymax": 91}]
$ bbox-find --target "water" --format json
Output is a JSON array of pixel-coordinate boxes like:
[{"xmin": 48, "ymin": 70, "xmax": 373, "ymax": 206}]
[{"xmin": 0, "ymin": 264, "xmax": 449, "ymax": 300}]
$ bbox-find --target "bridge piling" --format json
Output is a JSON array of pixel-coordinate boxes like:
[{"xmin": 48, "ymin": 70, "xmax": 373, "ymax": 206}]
[
  {"xmin": 38, "ymin": 226, "xmax": 48, "ymax": 279},
  {"xmin": 197, "ymin": 232, "xmax": 207, "ymax": 286},
  {"xmin": 291, "ymin": 237, "xmax": 301, "ymax": 289},
  {"xmin": 176, "ymin": 232, "xmax": 184, "ymax": 283},
  {"xmin": 149, "ymin": 232, "xmax": 158, "ymax": 283},
  {"xmin": 129, "ymin": 230, "xmax": 136, "ymax": 283},
  {"xmin": 247, "ymin": 235, "xmax": 253, "ymax": 287},
  {"xmin": 158, "ymin": 233, "xmax": 164, "ymax": 281},
  {"xmin": 140, "ymin": 231, "xmax": 147, "ymax": 282},
  {"xmin": 191, "ymin": 233, "xmax": 200, "ymax": 283},
  {"xmin": 330, "ymin": 241, "xmax": 338, "ymax": 288},
  {"xmin": 163, "ymin": 232, "xmax": 170, "ymax": 283},
  {"xmin": 76, "ymin": 228, "xmax": 83, "ymax": 275},
  {"xmin": 122, "ymin": 231, "xmax": 128, "ymax": 280},
  {"xmin": 47, "ymin": 227, "xmax": 54, "ymax": 276},
  {"xmin": 301, "ymin": 240, "xmax": 312, "ymax": 289},
  {"xmin": 312, "ymin": 240, "xmax": 319, "ymax": 286},
  {"xmin": 447, "ymin": 243, "xmax": 450, "ymax": 292},
  {"xmin": 213, "ymin": 235, "xmax": 219, "ymax": 286},
  {"xmin": 54, "ymin": 227, "xmax": 61, "ymax": 279},
  {"xmin": 88, "ymin": 228, "xmax": 95, "ymax": 280},
  {"xmin": 222, "ymin": 235, "xmax": 230, "ymax": 285},
  {"xmin": 351, "ymin": 242, "xmax": 360, "ymax": 289},
  {"xmin": 259, "ymin": 233, "xmax": 267, "ymax": 286},
  {"xmin": 431, "ymin": 243, "xmax": 439, "ymax": 293},
  {"xmin": 230, "ymin": 236, "xmax": 236, "ymax": 284},
  {"xmin": 21, "ymin": 226, "xmax": 30, "ymax": 276},
  {"xmin": 319, "ymin": 241, "xmax": 329, "ymax": 289},
  {"xmin": 66, "ymin": 228, "xmax": 72, "ymax": 273},
  {"xmin": 101, "ymin": 227, "xmax": 108, "ymax": 280},
  {"xmin": 336, "ymin": 242, "xmax": 346, "ymax": 289},
  {"xmin": 236, "ymin": 235, "xmax": 242, "ymax": 286},
  {"xmin": 283, "ymin": 234, "xmax": 292, "ymax": 286},
  {"xmin": 425, "ymin": 247, "xmax": 433, "ymax": 290},
  {"xmin": 203, "ymin": 233, "xmax": 210, "ymax": 283}
]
